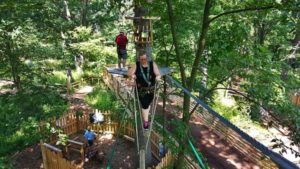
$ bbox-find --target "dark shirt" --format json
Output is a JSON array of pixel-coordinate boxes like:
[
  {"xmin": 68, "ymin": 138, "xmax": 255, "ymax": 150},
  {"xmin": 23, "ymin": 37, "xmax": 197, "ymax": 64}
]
[
  {"xmin": 135, "ymin": 61, "xmax": 155, "ymax": 88},
  {"xmin": 115, "ymin": 34, "xmax": 128, "ymax": 50}
]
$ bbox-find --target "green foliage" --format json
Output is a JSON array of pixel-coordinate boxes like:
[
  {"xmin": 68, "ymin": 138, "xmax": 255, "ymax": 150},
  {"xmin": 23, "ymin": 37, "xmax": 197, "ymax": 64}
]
[
  {"xmin": 64, "ymin": 26, "xmax": 118, "ymax": 78},
  {"xmin": 85, "ymin": 85, "xmax": 120, "ymax": 112},
  {"xmin": 0, "ymin": 87, "xmax": 68, "ymax": 156},
  {"xmin": 0, "ymin": 156, "xmax": 14, "ymax": 169},
  {"xmin": 0, "ymin": 1, "xmax": 131, "ymax": 168}
]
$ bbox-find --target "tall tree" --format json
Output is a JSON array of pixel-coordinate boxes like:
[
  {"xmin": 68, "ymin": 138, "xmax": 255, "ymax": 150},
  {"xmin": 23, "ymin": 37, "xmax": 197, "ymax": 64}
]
[{"xmin": 162, "ymin": 0, "xmax": 300, "ymax": 167}]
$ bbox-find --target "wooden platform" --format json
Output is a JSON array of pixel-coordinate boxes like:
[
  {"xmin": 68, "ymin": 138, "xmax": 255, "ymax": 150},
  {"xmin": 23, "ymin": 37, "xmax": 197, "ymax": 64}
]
[{"xmin": 106, "ymin": 64, "xmax": 173, "ymax": 77}]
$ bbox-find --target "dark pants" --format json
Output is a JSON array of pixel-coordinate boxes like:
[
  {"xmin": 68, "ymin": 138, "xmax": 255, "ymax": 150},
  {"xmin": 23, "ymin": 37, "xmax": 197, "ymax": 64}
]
[
  {"xmin": 88, "ymin": 139, "xmax": 94, "ymax": 146},
  {"xmin": 139, "ymin": 92, "xmax": 154, "ymax": 109},
  {"xmin": 117, "ymin": 48, "xmax": 127, "ymax": 59}
]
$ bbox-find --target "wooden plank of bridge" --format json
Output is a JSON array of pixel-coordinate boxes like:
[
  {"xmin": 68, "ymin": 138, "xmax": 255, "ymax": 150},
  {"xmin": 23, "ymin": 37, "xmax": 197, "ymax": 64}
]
[{"xmin": 139, "ymin": 149, "xmax": 145, "ymax": 169}]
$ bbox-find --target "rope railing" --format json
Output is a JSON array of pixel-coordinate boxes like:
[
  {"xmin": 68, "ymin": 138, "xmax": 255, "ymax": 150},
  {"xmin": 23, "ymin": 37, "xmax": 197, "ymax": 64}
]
[
  {"xmin": 103, "ymin": 67, "xmax": 208, "ymax": 168},
  {"xmin": 166, "ymin": 75, "xmax": 298, "ymax": 169},
  {"xmin": 105, "ymin": 66, "xmax": 293, "ymax": 168}
]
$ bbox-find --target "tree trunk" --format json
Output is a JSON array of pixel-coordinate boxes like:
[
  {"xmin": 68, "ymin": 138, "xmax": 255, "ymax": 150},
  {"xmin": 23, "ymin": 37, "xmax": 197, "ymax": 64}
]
[
  {"xmin": 199, "ymin": 51, "xmax": 208, "ymax": 100},
  {"xmin": 188, "ymin": 0, "xmax": 211, "ymax": 91},
  {"xmin": 165, "ymin": 0, "xmax": 211, "ymax": 167},
  {"xmin": 281, "ymin": 12, "xmax": 300, "ymax": 79},
  {"xmin": 165, "ymin": 0, "xmax": 187, "ymax": 87},
  {"xmin": 6, "ymin": 36, "xmax": 21, "ymax": 91},
  {"xmin": 80, "ymin": 0, "xmax": 88, "ymax": 26},
  {"xmin": 134, "ymin": 6, "xmax": 152, "ymax": 60},
  {"xmin": 63, "ymin": 0, "xmax": 71, "ymax": 21}
]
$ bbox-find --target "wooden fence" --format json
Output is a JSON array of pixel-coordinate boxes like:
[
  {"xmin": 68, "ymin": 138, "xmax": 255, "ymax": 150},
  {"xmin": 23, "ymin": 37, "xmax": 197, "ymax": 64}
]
[
  {"xmin": 41, "ymin": 107, "xmax": 165, "ymax": 169},
  {"xmin": 155, "ymin": 151, "xmax": 173, "ymax": 169},
  {"xmin": 49, "ymin": 110, "xmax": 117, "ymax": 139},
  {"xmin": 103, "ymin": 65, "xmax": 297, "ymax": 168},
  {"xmin": 291, "ymin": 93, "xmax": 300, "ymax": 107},
  {"xmin": 195, "ymin": 103, "xmax": 278, "ymax": 168},
  {"xmin": 41, "ymin": 110, "xmax": 123, "ymax": 169},
  {"xmin": 41, "ymin": 142, "xmax": 82, "ymax": 169},
  {"xmin": 160, "ymin": 86, "xmax": 282, "ymax": 168}
]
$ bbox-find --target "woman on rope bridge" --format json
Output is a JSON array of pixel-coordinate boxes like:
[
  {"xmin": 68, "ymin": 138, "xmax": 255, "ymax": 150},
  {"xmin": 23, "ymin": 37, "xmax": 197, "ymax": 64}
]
[{"xmin": 128, "ymin": 51, "xmax": 161, "ymax": 130}]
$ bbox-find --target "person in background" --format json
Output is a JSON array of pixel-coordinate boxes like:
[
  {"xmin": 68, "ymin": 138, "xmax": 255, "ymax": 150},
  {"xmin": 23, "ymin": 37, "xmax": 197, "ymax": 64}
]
[
  {"xmin": 115, "ymin": 31, "xmax": 128, "ymax": 70},
  {"xmin": 127, "ymin": 51, "xmax": 161, "ymax": 130},
  {"xmin": 84, "ymin": 126, "xmax": 96, "ymax": 158}
]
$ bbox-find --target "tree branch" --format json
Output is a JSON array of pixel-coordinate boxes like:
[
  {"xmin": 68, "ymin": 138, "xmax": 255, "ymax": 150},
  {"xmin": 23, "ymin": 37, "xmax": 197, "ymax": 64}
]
[
  {"xmin": 214, "ymin": 87, "xmax": 251, "ymax": 100},
  {"xmin": 189, "ymin": 0, "xmax": 211, "ymax": 90},
  {"xmin": 208, "ymin": 5, "xmax": 276, "ymax": 24},
  {"xmin": 166, "ymin": 0, "xmax": 187, "ymax": 87}
]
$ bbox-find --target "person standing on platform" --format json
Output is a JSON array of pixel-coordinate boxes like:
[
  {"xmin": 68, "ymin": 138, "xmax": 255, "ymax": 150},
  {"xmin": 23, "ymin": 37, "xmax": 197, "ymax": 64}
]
[{"xmin": 115, "ymin": 31, "xmax": 128, "ymax": 70}]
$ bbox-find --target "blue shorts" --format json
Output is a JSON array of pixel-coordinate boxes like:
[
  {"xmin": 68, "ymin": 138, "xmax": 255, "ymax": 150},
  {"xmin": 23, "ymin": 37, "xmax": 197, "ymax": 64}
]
[{"xmin": 117, "ymin": 48, "xmax": 127, "ymax": 60}]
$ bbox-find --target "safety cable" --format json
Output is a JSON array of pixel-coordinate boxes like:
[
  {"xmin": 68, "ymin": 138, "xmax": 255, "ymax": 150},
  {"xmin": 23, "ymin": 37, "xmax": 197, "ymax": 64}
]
[
  {"xmin": 145, "ymin": 81, "xmax": 160, "ymax": 152},
  {"xmin": 132, "ymin": 82, "xmax": 140, "ymax": 153},
  {"xmin": 106, "ymin": 108, "xmax": 127, "ymax": 169},
  {"xmin": 166, "ymin": 75, "xmax": 298, "ymax": 169},
  {"xmin": 135, "ymin": 82, "xmax": 145, "ymax": 136}
]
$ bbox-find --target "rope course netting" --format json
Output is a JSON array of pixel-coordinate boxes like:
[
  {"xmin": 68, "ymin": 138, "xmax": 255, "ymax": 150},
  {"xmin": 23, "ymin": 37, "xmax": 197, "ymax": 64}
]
[
  {"xmin": 164, "ymin": 75, "xmax": 298, "ymax": 169},
  {"xmin": 104, "ymin": 68, "xmax": 209, "ymax": 169},
  {"xmin": 104, "ymin": 67, "xmax": 299, "ymax": 169}
]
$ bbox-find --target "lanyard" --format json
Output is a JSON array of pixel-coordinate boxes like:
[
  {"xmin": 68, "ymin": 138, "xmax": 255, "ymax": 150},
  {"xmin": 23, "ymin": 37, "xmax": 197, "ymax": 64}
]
[{"xmin": 139, "ymin": 62, "xmax": 151, "ymax": 86}]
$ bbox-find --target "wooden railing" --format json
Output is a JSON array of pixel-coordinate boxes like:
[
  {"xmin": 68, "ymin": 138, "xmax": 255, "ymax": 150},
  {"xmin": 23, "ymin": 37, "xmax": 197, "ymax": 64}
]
[
  {"xmin": 155, "ymin": 151, "xmax": 173, "ymax": 169},
  {"xmin": 165, "ymin": 88, "xmax": 279, "ymax": 168},
  {"xmin": 103, "ymin": 65, "xmax": 300, "ymax": 168},
  {"xmin": 41, "ymin": 110, "xmax": 122, "ymax": 169},
  {"xmin": 291, "ymin": 93, "xmax": 300, "ymax": 107},
  {"xmin": 41, "ymin": 142, "xmax": 82, "ymax": 169},
  {"xmin": 65, "ymin": 139, "xmax": 85, "ymax": 162}
]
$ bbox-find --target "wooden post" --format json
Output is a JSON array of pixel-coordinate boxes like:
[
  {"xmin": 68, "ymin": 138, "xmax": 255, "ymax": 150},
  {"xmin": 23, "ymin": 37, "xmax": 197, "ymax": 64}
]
[
  {"xmin": 139, "ymin": 149, "xmax": 145, "ymax": 169},
  {"xmin": 80, "ymin": 145, "xmax": 85, "ymax": 162},
  {"xmin": 76, "ymin": 113, "xmax": 80, "ymax": 131},
  {"xmin": 40, "ymin": 140, "xmax": 48, "ymax": 169},
  {"xmin": 66, "ymin": 68, "xmax": 72, "ymax": 96}
]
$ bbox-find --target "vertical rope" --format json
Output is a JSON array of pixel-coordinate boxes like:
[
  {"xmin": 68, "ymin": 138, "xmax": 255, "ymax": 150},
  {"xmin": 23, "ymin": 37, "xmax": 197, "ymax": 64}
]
[
  {"xmin": 133, "ymin": 82, "xmax": 140, "ymax": 153},
  {"xmin": 145, "ymin": 81, "xmax": 160, "ymax": 152},
  {"xmin": 106, "ymin": 108, "xmax": 127, "ymax": 169},
  {"xmin": 135, "ymin": 83, "xmax": 145, "ymax": 136}
]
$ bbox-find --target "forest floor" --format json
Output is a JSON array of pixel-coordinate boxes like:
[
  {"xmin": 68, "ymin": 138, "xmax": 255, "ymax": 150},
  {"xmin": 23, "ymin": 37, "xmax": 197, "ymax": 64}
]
[{"xmin": 11, "ymin": 133, "xmax": 137, "ymax": 169}]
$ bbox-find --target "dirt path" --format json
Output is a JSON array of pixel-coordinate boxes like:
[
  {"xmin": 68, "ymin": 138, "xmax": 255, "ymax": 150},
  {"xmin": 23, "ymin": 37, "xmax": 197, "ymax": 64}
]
[
  {"xmin": 155, "ymin": 104, "xmax": 260, "ymax": 169},
  {"xmin": 190, "ymin": 115, "xmax": 260, "ymax": 169}
]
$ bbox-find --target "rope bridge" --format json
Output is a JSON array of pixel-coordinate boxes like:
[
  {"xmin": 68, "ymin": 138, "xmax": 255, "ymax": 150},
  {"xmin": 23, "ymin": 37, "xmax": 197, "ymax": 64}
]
[{"xmin": 104, "ymin": 65, "xmax": 299, "ymax": 169}]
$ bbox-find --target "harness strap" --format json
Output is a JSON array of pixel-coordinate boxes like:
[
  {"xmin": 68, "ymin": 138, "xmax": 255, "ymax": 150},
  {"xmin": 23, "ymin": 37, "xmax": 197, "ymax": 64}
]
[{"xmin": 139, "ymin": 62, "xmax": 151, "ymax": 86}]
